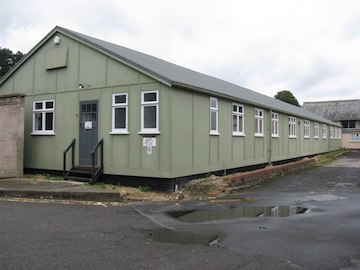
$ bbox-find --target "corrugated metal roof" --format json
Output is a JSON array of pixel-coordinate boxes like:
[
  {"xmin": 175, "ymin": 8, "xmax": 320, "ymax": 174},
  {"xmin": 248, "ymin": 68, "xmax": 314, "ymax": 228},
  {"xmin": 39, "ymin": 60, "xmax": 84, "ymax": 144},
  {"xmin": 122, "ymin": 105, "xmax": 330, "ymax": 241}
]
[
  {"xmin": 303, "ymin": 100, "xmax": 360, "ymax": 121},
  {"xmin": 0, "ymin": 26, "xmax": 340, "ymax": 126}
]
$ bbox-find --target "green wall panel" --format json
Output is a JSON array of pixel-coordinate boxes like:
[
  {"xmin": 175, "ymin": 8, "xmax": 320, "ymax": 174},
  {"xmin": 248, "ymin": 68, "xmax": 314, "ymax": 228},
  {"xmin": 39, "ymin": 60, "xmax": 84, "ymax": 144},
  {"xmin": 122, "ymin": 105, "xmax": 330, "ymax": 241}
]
[{"xmin": 79, "ymin": 45, "xmax": 106, "ymax": 89}]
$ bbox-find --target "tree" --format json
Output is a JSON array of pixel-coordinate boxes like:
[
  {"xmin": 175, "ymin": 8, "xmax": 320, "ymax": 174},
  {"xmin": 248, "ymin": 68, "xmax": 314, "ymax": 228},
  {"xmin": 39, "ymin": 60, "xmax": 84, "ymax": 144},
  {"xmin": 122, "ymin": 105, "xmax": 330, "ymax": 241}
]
[
  {"xmin": 274, "ymin": 90, "xmax": 300, "ymax": 107},
  {"xmin": 0, "ymin": 48, "xmax": 25, "ymax": 80}
]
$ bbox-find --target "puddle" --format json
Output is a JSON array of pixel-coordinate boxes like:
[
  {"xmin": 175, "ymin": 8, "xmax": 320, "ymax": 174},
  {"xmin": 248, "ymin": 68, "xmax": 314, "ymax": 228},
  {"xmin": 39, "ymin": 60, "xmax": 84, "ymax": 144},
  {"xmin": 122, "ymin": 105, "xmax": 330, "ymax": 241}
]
[
  {"xmin": 148, "ymin": 230, "xmax": 223, "ymax": 246},
  {"xmin": 168, "ymin": 205, "xmax": 308, "ymax": 223}
]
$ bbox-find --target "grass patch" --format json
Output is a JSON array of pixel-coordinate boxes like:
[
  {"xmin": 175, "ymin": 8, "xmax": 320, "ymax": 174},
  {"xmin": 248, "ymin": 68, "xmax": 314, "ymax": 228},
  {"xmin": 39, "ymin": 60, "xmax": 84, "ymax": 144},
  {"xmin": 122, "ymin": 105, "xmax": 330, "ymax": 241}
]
[
  {"xmin": 316, "ymin": 148, "xmax": 349, "ymax": 165},
  {"xmin": 93, "ymin": 182, "xmax": 107, "ymax": 189},
  {"xmin": 138, "ymin": 186, "xmax": 151, "ymax": 192}
]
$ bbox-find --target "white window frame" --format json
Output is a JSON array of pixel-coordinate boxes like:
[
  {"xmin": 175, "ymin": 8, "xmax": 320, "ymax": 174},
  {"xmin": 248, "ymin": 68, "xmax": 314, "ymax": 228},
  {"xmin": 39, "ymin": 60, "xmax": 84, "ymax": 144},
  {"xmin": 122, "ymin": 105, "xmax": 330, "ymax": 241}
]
[
  {"xmin": 271, "ymin": 112, "xmax": 279, "ymax": 137},
  {"xmin": 140, "ymin": 90, "xmax": 159, "ymax": 134},
  {"xmin": 330, "ymin": 126, "xmax": 334, "ymax": 139},
  {"xmin": 255, "ymin": 108, "xmax": 264, "ymax": 137},
  {"xmin": 351, "ymin": 133, "xmax": 360, "ymax": 142},
  {"xmin": 32, "ymin": 100, "xmax": 55, "ymax": 135},
  {"xmin": 339, "ymin": 128, "xmax": 342, "ymax": 139},
  {"xmin": 322, "ymin": 124, "xmax": 327, "ymax": 139},
  {"xmin": 210, "ymin": 97, "xmax": 219, "ymax": 135},
  {"xmin": 334, "ymin": 127, "xmax": 338, "ymax": 139},
  {"xmin": 314, "ymin": 122, "xmax": 319, "ymax": 139},
  {"xmin": 304, "ymin": 120, "xmax": 310, "ymax": 138},
  {"xmin": 111, "ymin": 93, "xmax": 128, "ymax": 134},
  {"xmin": 289, "ymin": 116, "xmax": 297, "ymax": 138},
  {"xmin": 232, "ymin": 103, "xmax": 244, "ymax": 136}
]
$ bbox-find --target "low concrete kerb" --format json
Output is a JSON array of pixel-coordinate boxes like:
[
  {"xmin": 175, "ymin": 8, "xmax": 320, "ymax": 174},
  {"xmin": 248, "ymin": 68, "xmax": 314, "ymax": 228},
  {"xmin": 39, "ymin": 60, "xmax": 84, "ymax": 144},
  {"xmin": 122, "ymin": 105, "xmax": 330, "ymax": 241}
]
[
  {"xmin": 0, "ymin": 189, "xmax": 123, "ymax": 202},
  {"xmin": 0, "ymin": 178, "xmax": 125, "ymax": 202}
]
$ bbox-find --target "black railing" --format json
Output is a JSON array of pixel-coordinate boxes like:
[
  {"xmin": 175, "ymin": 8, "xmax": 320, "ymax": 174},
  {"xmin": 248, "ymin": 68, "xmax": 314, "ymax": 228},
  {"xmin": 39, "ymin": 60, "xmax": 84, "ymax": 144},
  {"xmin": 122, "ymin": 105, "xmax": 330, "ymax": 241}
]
[
  {"xmin": 90, "ymin": 138, "xmax": 104, "ymax": 184},
  {"xmin": 63, "ymin": 138, "xmax": 76, "ymax": 179}
]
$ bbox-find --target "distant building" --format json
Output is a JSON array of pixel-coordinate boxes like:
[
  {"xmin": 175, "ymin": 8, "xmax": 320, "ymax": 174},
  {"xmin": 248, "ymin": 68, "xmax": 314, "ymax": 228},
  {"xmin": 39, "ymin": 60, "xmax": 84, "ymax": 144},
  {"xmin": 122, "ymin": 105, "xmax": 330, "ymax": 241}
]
[{"xmin": 303, "ymin": 100, "xmax": 360, "ymax": 149}]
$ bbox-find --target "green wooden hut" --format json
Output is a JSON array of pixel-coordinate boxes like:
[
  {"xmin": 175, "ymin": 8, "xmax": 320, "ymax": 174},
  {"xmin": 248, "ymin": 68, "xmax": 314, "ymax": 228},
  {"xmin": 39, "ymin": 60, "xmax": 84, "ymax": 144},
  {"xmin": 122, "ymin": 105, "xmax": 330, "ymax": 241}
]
[{"xmin": 0, "ymin": 26, "xmax": 341, "ymax": 186}]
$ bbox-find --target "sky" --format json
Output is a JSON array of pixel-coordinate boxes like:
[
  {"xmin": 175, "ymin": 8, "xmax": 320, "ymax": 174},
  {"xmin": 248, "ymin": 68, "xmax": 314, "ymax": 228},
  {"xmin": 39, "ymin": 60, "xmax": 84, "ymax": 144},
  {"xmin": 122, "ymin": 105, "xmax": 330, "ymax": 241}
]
[{"xmin": 0, "ymin": 0, "xmax": 359, "ymax": 103}]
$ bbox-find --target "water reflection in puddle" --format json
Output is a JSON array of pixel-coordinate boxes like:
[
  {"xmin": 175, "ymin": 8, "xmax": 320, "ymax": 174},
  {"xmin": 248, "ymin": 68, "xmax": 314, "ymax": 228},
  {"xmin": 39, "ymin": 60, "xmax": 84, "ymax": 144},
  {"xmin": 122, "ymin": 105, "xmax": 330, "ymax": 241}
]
[
  {"xmin": 168, "ymin": 205, "xmax": 308, "ymax": 223},
  {"xmin": 148, "ymin": 230, "xmax": 223, "ymax": 246}
]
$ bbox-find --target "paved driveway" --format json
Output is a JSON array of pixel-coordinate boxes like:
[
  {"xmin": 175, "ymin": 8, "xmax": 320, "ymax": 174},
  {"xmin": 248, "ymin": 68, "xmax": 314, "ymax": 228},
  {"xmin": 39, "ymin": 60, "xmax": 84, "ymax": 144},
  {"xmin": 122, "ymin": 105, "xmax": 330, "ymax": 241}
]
[
  {"xmin": 1, "ymin": 150, "xmax": 359, "ymax": 270},
  {"xmin": 133, "ymin": 150, "xmax": 360, "ymax": 270}
]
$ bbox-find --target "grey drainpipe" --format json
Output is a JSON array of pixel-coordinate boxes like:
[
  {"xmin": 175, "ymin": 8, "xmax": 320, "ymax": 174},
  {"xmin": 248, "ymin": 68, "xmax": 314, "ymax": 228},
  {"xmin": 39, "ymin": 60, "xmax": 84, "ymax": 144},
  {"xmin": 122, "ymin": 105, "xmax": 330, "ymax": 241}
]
[{"xmin": 268, "ymin": 109, "xmax": 272, "ymax": 165}]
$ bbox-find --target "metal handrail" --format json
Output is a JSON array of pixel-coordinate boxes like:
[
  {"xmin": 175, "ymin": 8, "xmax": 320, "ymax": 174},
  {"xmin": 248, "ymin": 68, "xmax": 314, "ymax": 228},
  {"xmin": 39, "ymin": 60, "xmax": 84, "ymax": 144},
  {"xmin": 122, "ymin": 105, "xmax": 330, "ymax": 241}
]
[
  {"xmin": 90, "ymin": 138, "xmax": 104, "ymax": 184},
  {"xmin": 63, "ymin": 138, "xmax": 76, "ymax": 179}
]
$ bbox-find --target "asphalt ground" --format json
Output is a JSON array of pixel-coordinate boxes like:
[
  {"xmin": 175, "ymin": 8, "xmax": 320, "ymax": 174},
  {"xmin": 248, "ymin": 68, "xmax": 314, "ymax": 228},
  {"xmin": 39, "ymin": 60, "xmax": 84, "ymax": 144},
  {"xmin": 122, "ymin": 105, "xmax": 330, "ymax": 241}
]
[{"xmin": 0, "ymin": 150, "xmax": 359, "ymax": 269}]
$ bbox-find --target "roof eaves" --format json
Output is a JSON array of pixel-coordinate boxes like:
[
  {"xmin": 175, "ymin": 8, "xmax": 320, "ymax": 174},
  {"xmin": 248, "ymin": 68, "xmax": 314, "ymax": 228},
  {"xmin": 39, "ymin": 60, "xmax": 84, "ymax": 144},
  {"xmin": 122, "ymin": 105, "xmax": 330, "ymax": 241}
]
[{"xmin": 173, "ymin": 81, "xmax": 340, "ymax": 127}]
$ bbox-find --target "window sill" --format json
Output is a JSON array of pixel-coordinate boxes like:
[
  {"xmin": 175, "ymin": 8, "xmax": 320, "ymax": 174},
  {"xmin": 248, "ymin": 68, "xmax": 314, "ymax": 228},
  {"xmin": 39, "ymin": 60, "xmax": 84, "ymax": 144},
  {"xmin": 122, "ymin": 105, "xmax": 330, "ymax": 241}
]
[
  {"xmin": 138, "ymin": 131, "xmax": 161, "ymax": 135},
  {"xmin": 255, "ymin": 134, "xmax": 264, "ymax": 137},
  {"xmin": 109, "ymin": 131, "xmax": 129, "ymax": 135},
  {"xmin": 289, "ymin": 136, "xmax": 297, "ymax": 139},
  {"xmin": 304, "ymin": 136, "xmax": 310, "ymax": 139},
  {"xmin": 272, "ymin": 135, "xmax": 279, "ymax": 138},
  {"xmin": 232, "ymin": 133, "xmax": 245, "ymax": 137},
  {"xmin": 31, "ymin": 132, "xmax": 56, "ymax": 136},
  {"xmin": 209, "ymin": 132, "xmax": 220, "ymax": 136}
]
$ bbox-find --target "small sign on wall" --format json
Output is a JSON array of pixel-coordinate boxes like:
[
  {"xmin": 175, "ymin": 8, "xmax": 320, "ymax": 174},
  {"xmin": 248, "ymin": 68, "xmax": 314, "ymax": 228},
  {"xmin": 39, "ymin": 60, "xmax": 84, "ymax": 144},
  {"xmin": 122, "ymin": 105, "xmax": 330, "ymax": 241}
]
[
  {"xmin": 85, "ymin": 121, "xmax": 92, "ymax": 129},
  {"xmin": 143, "ymin": 137, "xmax": 156, "ymax": 155}
]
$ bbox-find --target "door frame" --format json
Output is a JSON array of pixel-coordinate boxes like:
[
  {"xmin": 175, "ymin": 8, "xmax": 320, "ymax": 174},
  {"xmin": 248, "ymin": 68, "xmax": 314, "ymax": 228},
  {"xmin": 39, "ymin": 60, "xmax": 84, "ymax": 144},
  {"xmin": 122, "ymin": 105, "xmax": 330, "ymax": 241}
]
[{"xmin": 79, "ymin": 100, "xmax": 99, "ymax": 166}]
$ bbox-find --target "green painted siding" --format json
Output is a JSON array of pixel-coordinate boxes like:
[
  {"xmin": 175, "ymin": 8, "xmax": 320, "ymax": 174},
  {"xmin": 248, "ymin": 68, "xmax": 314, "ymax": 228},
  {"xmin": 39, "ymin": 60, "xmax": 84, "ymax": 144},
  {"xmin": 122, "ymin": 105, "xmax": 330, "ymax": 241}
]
[
  {"xmin": 169, "ymin": 88, "xmax": 341, "ymax": 178},
  {"xmin": 0, "ymin": 31, "xmax": 341, "ymax": 180}
]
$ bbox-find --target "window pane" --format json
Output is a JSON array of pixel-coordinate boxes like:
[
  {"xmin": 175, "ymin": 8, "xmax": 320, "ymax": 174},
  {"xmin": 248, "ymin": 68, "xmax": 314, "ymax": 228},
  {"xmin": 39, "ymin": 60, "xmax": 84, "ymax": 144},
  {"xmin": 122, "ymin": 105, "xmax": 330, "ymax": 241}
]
[
  {"xmin": 210, "ymin": 111, "xmax": 217, "ymax": 131},
  {"xmin": 144, "ymin": 92, "xmax": 157, "ymax": 102},
  {"xmin": 233, "ymin": 115, "xmax": 238, "ymax": 132},
  {"xmin": 115, "ymin": 95, "xmax": 126, "ymax": 104},
  {"xmin": 233, "ymin": 105, "xmax": 237, "ymax": 112},
  {"xmin": 239, "ymin": 106, "xmax": 243, "ymax": 113},
  {"xmin": 210, "ymin": 99, "xmax": 217, "ymax": 109},
  {"xmin": 92, "ymin": 104, "xmax": 97, "ymax": 112},
  {"xmin": 45, "ymin": 112, "xmax": 53, "ymax": 130},
  {"xmin": 239, "ymin": 116, "xmax": 243, "ymax": 132},
  {"xmin": 144, "ymin": 106, "xmax": 157, "ymax": 128},
  {"xmin": 81, "ymin": 104, "xmax": 87, "ymax": 113},
  {"xmin": 35, "ymin": 102, "xmax": 43, "ymax": 110},
  {"xmin": 115, "ymin": 108, "xmax": 126, "ymax": 129},
  {"xmin": 35, "ymin": 113, "xmax": 43, "ymax": 130},
  {"xmin": 45, "ymin": 101, "xmax": 53, "ymax": 109},
  {"xmin": 349, "ymin": 121, "xmax": 355, "ymax": 128}
]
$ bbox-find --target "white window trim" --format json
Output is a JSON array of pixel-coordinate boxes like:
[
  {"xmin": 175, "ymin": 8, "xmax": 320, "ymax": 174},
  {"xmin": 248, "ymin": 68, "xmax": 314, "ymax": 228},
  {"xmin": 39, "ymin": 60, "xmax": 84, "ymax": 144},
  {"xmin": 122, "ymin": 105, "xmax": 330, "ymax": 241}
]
[
  {"xmin": 314, "ymin": 122, "xmax": 319, "ymax": 139},
  {"xmin": 232, "ymin": 103, "xmax": 245, "ymax": 136},
  {"xmin": 330, "ymin": 126, "xmax": 334, "ymax": 139},
  {"xmin": 289, "ymin": 116, "xmax": 297, "ymax": 138},
  {"xmin": 210, "ymin": 97, "xmax": 219, "ymax": 135},
  {"xmin": 304, "ymin": 120, "xmax": 310, "ymax": 139},
  {"xmin": 140, "ymin": 90, "xmax": 159, "ymax": 134},
  {"xmin": 255, "ymin": 108, "xmax": 264, "ymax": 137},
  {"xmin": 350, "ymin": 133, "xmax": 360, "ymax": 142},
  {"xmin": 110, "ymin": 93, "xmax": 129, "ymax": 134},
  {"xmin": 31, "ymin": 100, "xmax": 55, "ymax": 135},
  {"xmin": 322, "ymin": 124, "xmax": 327, "ymax": 139},
  {"xmin": 271, "ymin": 112, "xmax": 279, "ymax": 137},
  {"xmin": 334, "ymin": 127, "xmax": 338, "ymax": 139}
]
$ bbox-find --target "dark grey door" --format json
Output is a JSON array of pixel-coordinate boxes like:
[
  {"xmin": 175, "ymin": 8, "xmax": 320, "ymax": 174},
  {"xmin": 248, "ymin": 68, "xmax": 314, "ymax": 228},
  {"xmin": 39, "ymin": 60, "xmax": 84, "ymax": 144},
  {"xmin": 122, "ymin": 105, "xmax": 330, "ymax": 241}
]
[{"xmin": 79, "ymin": 101, "xmax": 98, "ymax": 165}]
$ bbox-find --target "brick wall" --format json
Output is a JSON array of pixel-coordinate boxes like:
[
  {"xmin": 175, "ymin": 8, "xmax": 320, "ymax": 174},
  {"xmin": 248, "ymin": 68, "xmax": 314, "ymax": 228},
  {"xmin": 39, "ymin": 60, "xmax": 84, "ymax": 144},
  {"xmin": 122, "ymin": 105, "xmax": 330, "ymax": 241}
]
[
  {"xmin": 0, "ymin": 94, "xmax": 25, "ymax": 178},
  {"xmin": 224, "ymin": 158, "xmax": 316, "ymax": 188}
]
